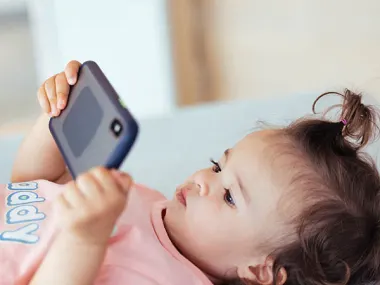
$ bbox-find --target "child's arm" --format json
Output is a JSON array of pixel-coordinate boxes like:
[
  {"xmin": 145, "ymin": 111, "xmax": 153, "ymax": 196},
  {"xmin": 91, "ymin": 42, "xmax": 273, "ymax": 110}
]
[
  {"xmin": 30, "ymin": 167, "xmax": 132, "ymax": 285},
  {"xmin": 29, "ymin": 233, "xmax": 107, "ymax": 285},
  {"xmin": 11, "ymin": 113, "xmax": 70, "ymax": 183},
  {"xmin": 12, "ymin": 61, "xmax": 81, "ymax": 184}
]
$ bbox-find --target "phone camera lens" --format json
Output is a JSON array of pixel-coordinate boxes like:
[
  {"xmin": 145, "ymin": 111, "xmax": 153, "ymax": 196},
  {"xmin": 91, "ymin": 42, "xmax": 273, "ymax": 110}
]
[{"xmin": 111, "ymin": 119, "xmax": 123, "ymax": 137}]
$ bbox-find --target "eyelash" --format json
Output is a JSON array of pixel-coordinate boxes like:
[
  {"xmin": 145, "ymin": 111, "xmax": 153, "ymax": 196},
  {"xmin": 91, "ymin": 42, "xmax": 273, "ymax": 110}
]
[
  {"xmin": 210, "ymin": 159, "xmax": 235, "ymax": 207},
  {"xmin": 210, "ymin": 159, "xmax": 221, "ymax": 173}
]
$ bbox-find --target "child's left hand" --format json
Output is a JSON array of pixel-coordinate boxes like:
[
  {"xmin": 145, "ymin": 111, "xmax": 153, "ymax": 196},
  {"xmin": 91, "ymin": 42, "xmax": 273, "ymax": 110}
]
[
  {"xmin": 56, "ymin": 167, "xmax": 132, "ymax": 246},
  {"xmin": 37, "ymin": 60, "xmax": 81, "ymax": 117}
]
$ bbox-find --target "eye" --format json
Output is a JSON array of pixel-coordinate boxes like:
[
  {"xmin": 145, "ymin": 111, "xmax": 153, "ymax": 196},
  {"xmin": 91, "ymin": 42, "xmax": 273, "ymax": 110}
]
[
  {"xmin": 210, "ymin": 159, "xmax": 221, "ymax": 173},
  {"xmin": 224, "ymin": 189, "xmax": 235, "ymax": 206},
  {"xmin": 210, "ymin": 159, "xmax": 235, "ymax": 207}
]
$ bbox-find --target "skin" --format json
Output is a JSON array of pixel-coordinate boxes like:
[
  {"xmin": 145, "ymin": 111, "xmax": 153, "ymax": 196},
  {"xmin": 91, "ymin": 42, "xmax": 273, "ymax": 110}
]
[
  {"xmin": 165, "ymin": 131, "xmax": 288, "ymax": 283},
  {"xmin": 12, "ymin": 61, "xmax": 287, "ymax": 285}
]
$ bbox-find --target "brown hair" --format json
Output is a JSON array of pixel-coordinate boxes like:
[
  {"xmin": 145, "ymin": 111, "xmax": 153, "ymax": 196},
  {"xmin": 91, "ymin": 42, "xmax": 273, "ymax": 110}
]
[{"xmin": 269, "ymin": 89, "xmax": 380, "ymax": 285}]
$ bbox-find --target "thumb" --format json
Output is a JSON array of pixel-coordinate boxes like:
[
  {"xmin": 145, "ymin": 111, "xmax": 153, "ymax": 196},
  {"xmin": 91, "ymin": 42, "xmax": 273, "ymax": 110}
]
[
  {"xmin": 111, "ymin": 170, "xmax": 133, "ymax": 194},
  {"xmin": 64, "ymin": 60, "xmax": 81, "ymax": 85}
]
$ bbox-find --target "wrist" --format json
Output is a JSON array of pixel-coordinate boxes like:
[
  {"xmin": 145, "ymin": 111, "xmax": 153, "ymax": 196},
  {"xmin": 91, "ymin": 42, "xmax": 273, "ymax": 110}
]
[{"xmin": 57, "ymin": 230, "xmax": 109, "ymax": 250}]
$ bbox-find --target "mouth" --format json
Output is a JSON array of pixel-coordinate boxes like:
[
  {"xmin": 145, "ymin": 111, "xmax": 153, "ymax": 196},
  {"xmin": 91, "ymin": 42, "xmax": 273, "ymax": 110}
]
[{"xmin": 176, "ymin": 188, "xmax": 187, "ymax": 207}]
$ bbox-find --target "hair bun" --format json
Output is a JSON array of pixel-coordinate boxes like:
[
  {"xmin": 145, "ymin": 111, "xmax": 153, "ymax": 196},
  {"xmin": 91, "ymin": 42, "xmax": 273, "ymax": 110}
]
[{"xmin": 313, "ymin": 89, "xmax": 379, "ymax": 149}]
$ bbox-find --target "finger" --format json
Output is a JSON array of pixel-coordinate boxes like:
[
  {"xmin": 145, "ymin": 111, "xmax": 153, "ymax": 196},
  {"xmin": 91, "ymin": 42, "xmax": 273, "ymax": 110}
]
[
  {"xmin": 56, "ymin": 192, "xmax": 72, "ymax": 210},
  {"xmin": 62, "ymin": 181, "xmax": 85, "ymax": 208},
  {"xmin": 91, "ymin": 167, "xmax": 120, "ymax": 195},
  {"xmin": 111, "ymin": 170, "xmax": 133, "ymax": 195},
  {"xmin": 76, "ymin": 172, "xmax": 103, "ymax": 200},
  {"xmin": 44, "ymin": 76, "xmax": 59, "ymax": 117},
  {"xmin": 37, "ymin": 85, "xmax": 51, "ymax": 114},
  {"xmin": 55, "ymin": 72, "xmax": 70, "ymax": 110},
  {"xmin": 64, "ymin": 60, "xmax": 81, "ymax": 85}
]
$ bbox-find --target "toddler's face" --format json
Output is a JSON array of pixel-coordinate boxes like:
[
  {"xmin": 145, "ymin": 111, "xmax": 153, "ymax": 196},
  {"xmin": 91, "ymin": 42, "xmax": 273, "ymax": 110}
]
[{"xmin": 164, "ymin": 130, "xmax": 287, "ymax": 281}]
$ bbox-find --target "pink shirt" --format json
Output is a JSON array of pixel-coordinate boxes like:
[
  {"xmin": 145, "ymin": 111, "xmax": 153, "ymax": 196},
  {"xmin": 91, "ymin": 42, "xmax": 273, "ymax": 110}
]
[{"xmin": 0, "ymin": 180, "xmax": 212, "ymax": 285}]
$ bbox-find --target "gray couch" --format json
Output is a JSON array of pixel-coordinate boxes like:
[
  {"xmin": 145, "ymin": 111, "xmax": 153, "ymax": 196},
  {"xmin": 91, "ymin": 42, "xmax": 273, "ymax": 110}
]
[{"xmin": 1, "ymin": 92, "xmax": 379, "ymax": 199}]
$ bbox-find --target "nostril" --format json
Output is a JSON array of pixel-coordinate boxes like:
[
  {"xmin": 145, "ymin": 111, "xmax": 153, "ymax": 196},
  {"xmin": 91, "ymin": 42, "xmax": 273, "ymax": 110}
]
[{"xmin": 199, "ymin": 184, "xmax": 208, "ymax": 196}]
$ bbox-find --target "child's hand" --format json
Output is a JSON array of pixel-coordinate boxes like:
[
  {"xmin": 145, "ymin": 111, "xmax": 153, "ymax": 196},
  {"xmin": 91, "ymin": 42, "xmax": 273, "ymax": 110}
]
[
  {"xmin": 37, "ymin": 60, "xmax": 81, "ymax": 117},
  {"xmin": 56, "ymin": 167, "xmax": 132, "ymax": 246}
]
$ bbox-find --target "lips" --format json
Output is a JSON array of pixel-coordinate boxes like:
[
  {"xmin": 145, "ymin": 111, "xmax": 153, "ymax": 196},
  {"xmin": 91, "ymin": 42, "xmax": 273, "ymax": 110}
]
[{"xmin": 176, "ymin": 188, "xmax": 187, "ymax": 206}]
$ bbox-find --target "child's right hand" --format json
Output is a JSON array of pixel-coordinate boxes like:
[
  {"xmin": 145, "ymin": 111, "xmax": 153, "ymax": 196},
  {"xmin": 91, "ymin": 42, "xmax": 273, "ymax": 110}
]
[
  {"xmin": 37, "ymin": 60, "xmax": 81, "ymax": 117},
  {"xmin": 57, "ymin": 167, "xmax": 133, "ymax": 246}
]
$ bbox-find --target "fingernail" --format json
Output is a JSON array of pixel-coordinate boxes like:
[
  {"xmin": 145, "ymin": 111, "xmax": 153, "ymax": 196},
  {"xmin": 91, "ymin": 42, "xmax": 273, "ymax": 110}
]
[
  {"xmin": 68, "ymin": 77, "xmax": 75, "ymax": 85},
  {"xmin": 58, "ymin": 100, "xmax": 65, "ymax": 109},
  {"xmin": 118, "ymin": 171, "xmax": 128, "ymax": 177}
]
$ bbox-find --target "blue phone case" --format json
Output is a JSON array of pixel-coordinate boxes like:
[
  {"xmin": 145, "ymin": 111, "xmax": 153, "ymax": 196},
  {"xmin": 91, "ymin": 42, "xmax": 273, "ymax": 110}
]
[{"xmin": 49, "ymin": 61, "xmax": 139, "ymax": 179}]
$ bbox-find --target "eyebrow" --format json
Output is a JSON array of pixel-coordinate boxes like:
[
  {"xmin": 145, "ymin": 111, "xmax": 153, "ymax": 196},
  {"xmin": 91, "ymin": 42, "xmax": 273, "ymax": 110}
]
[
  {"xmin": 223, "ymin": 148, "xmax": 251, "ymax": 204},
  {"xmin": 224, "ymin": 148, "xmax": 230, "ymax": 158}
]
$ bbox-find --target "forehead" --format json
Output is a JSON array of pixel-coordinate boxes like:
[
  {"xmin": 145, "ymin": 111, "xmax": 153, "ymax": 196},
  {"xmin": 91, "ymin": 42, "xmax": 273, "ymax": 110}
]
[
  {"xmin": 227, "ymin": 130, "xmax": 280, "ymax": 193},
  {"xmin": 231, "ymin": 129, "xmax": 303, "ymax": 211},
  {"xmin": 229, "ymin": 129, "xmax": 289, "ymax": 204},
  {"xmin": 232, "ymin": 130, "xmax": 279, "ymax": 160}
]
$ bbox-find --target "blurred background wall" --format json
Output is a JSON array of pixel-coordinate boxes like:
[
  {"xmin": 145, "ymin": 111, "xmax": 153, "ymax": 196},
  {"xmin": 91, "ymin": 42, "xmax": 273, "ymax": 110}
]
[
  {"xmin": 212, "ymin": 1, "xmax": 380, "ymax": 102},
  {"xmin": 27, "ymin": 0, "xmax": 175, "ymax": 120},
  {"xmin": 1, "ymin": 0, "xmax": 380, "ymax": 134},
  {"xmin": 0, "ymin": 0, "xmax": 38, "ymax": 133},
  {"xmin": 169, "ymin": 0, "xmax": 380, "ymax": 105}
]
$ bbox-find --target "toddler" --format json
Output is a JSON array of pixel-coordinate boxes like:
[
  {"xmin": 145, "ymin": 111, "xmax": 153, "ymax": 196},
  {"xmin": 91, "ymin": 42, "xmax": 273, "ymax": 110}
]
[{"xmin": 1, "ymin": 60, "xmax": 380, "ymax": 285}]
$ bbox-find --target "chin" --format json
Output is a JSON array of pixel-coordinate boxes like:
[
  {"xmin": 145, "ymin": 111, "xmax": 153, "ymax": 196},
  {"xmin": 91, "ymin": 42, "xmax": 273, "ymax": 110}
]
[{"xmin": 163, "ymin": 206, "xmax": 183, "ymax": 237}]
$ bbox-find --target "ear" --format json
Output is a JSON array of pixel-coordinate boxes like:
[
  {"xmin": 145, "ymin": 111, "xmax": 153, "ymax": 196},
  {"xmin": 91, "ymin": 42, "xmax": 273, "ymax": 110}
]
[{"xmin": 237, "ymin": 257, "xmax": 287, "ymax": 285}]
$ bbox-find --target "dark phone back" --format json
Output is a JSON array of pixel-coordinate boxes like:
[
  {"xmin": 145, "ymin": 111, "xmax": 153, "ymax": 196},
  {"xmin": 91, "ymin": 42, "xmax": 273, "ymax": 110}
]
[{"xmin": 49, "ymin": 61, "xmax": 139, "ymax": 179}]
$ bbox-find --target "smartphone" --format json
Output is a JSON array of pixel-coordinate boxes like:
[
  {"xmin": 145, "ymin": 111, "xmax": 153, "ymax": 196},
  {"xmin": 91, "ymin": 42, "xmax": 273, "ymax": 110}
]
[{"xmin": 49, "ymin": 60, "xmax": 139, "ymax": 179}]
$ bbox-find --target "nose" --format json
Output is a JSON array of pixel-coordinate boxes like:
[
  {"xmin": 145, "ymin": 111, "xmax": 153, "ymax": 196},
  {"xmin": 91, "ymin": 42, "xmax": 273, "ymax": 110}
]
[
  {"xmin": 192, "ymin": 170, "xmax": 211, "ymax": 197},
  {"xmin": 198, "ymin": 182, "xmax": 209, "ymax": 196}
]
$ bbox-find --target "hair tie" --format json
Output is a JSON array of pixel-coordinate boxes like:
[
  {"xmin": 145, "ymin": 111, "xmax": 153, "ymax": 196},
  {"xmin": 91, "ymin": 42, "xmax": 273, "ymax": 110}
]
[{"xmin": 341, "ymin": 119, "xmax": 347, "ymax": 125}]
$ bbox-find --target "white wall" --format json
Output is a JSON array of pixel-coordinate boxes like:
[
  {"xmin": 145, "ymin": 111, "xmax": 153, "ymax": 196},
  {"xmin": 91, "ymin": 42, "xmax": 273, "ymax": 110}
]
[
  {"xmin": 27, "ymin": 0, "xmax": 175, "ymax": 120},
  {"xmin": 0, "ymin": 5, "xmax": 39, "ymax": 130},
  {"xmin": 0, "ymin": 0, "xmax": 25, "ymax": 14}
]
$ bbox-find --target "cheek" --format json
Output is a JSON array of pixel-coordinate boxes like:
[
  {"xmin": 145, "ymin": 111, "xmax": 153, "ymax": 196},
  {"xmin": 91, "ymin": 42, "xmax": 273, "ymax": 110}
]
[
  {"xmin": 165, "ymin": 198, "xmax": 254, "ymax": 273},
  {"xmin": 187, "ymin": 196, "xmax": 221, "ymax": 225},
  {"xmin": 198, "ymin": 192, "xmax": 223, "ymax": 208},
  {"xmin": 165, "ymin": 196, "xmax": 242, "ymax": 247},
  {"xmin": 186, "ymin": 198, "xmax": 235, "ymax": 242}
]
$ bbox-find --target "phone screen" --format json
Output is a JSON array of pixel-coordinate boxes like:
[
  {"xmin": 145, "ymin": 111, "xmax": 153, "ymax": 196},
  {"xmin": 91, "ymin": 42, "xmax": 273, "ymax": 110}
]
[{"xmin": 63, "ymin": 87, "xmax": 104, "ymax": 157}]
